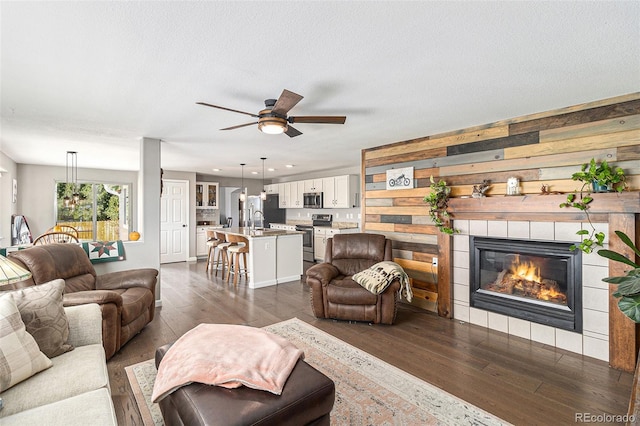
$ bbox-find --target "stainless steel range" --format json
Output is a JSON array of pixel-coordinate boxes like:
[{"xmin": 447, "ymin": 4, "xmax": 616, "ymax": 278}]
[{"xmin": 296, "ymin": 214, "xmax": 332, "ymax": 262}]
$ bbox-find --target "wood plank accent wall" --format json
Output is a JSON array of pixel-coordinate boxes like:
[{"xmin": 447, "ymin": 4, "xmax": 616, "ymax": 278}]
[{"xmin": 361, "ymin": 93, "xmax": 640, "ymax": 371}]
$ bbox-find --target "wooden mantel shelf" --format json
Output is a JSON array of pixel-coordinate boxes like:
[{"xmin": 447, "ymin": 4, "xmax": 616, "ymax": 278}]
[{"xmin": 448, "ymin": 191, "xmax": 640, "ymax": 215}]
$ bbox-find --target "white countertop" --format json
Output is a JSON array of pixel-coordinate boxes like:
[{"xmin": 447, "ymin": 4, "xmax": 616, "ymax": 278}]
[
  {"xmin": 217, "ymin": 227, "xmax": 302, "ymax": 238},
  {"xmin": 270, "ymin": 222, "xmax": 359, "ymax": 230}
]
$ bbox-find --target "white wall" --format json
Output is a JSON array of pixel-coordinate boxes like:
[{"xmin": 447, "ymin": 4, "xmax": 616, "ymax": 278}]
[
  {"xmin": 0, "ymin": 152, "xmax": 18, "ymax": 246},
  {"xmin": 271, "ymin": 165, "xmax": 360, "ymax": 183},
  {"xmin": 286, "ymin": 207, "xmax": 361, "ymax": 225}
]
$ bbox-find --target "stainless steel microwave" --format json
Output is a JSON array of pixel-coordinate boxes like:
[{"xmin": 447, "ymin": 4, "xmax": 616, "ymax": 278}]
[{"xmin": 303, "ymin": 192, "xmax": 323, "ymax": 209}]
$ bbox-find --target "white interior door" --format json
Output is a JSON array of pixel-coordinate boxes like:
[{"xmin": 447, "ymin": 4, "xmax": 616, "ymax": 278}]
[{"xmin": 160, "ymin": 180, "xmax": 188, "ymax": 263}]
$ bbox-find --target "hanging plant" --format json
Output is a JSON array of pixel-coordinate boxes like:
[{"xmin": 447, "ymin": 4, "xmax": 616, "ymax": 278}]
[
  {"xmin": 423, "ymin": 176, "xmax": 457, "ymax": 235},
  {"xmin": 559, "ymin": 158, "xmax": 627, "ymax": 253}
]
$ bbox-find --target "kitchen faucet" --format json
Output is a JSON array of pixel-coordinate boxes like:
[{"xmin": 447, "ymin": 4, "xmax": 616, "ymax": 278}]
[
  {"xmin": 253, "ymin": 210, "xmax": 264, "ymax": 230},
  {"xmin": 248, "ymin": 204, "xmax": 254, "ymax": 229}
]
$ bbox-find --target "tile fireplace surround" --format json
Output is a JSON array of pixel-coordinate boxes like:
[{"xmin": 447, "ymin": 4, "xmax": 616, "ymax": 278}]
[{"xmin": 451, "ymin": 219, "xmax": 609, "ymax": 362}]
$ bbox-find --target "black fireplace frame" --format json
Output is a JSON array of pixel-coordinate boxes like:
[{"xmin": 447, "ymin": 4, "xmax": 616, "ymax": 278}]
[{"xmin": 469, "ymin": 236, "xmax": 582, "ymax": 333}]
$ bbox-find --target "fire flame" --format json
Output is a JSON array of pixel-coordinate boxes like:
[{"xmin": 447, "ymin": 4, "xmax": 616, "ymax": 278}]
[
  {"xmin": 486, "ymin": 254, "xmax": 568, "ymax": 304},
  {"xmin": 506, "ymin": 256, "xmax": 566, "ymax": 302},
  {"xmin": 512, "ymin": 260, "xmax": 540, "ymax": 283},
  {"xmin": 537, "ymin": 287, "xmax": 564, "ymax": 301}
]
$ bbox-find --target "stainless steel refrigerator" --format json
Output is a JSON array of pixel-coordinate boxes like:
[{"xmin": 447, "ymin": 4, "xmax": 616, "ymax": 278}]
[{"xmin": 241, "ymin": 194, "xmax": 286, "ymax": 228}]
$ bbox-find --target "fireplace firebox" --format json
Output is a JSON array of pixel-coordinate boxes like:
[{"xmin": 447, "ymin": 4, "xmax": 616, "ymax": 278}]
[{"xmin": 469, "ymin": 237, "xmax": 582, "ymax": 333}]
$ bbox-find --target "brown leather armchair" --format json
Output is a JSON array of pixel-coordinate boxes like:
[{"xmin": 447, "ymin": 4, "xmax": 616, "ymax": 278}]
[
  {"xmin": 305, "ymin": 233, "xmax": 400, "ymax": 325},
  {"xmin": 7, "ymin": 243, "xmax": 158, "ymax": 359}
]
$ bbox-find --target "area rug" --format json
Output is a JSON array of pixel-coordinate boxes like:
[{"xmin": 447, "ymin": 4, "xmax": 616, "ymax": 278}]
[{"xmin": 125, "ymin": 318, "xmax": 508, "ymax": 425}]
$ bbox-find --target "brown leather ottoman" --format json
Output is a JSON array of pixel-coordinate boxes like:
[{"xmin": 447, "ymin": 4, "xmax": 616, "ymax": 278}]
[{"xmin": 155, "ymin": 343, "xmax": 335, "ymax": 426}]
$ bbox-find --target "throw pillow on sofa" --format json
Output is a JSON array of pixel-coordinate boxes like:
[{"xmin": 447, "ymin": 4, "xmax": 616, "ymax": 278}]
[
  {"xmin": 0, "ymin": 294, "xmax": 52, "ymax": 392},
  {"xmin": 5, "ymin": 279, "xmax": 74, "ymax": 358}
]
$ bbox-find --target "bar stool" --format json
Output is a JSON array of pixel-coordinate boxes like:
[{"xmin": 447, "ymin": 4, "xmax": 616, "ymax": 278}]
[
  {"xmin": 205, "ymin": 230, "xmax": 219, "ymax": 271},
  {"xmin": 213, "ymin": 231, "xmax": 234, "ymax": 278},
  {"xmin": 225, "ymin": 234, "xmax": 249, "ymax": 285}
]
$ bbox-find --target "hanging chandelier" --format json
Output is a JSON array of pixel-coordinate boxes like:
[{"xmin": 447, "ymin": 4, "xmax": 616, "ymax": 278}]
[
  {"xmin": 64, "ymin": 151, "xmax": 80, "ymax": 209},
  {"xmin": 240, "ymin": 163, "xmax": 246, "ymax": 202},
  {"xmin": 260, "ymin": 157, "xmax": 267, "ymax": 200}
]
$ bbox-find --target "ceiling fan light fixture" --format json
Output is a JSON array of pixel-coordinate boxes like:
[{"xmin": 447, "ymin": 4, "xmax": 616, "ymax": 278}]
[{"xmin": 258, "ymin": 116, "xmax": 287, "ymax": 135}]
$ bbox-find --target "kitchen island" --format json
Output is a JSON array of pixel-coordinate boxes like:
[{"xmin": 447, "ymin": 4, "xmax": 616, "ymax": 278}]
[{"xmin": 214, "ymin": 227, "xmax": 303, "ymax": 289}]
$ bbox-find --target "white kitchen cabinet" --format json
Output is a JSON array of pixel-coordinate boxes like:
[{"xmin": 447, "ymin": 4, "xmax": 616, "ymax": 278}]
[
  {"xmin": 321, "ymin": 175, "xmax": 359, "ymax": 208},
  {"xmin": 290, "ymin": 181, "xmax": 303, "ymax": 208},
  {"xmin": 196, "ymin": 227, "xmax": 208, "ymax": 256},
  {"xmin": 278, "ymin": 175, "xmax": 357, "ymax": 210},
  {"xmin": 195, "ymin": 182, "xmax": 219, "ymax": 209},
  {"xmin": 314, "ymin": 230, "xmax": 325, "ymax": 261},
  {"xmin": 303, "ymin": 179, "xmax": 323, "ymax": 193},
  {"xmin": 280, "ymin": 181, "xmax": 303, "ymax": 208},
  {"xmin": 197, "ymin": 226, "xmax": 223, "ymax": 257},
  {"xmin": 278, "ymin": 183, "xmax": 288, "ymax": 208},
  {"xmin": 314, "ymin": 226, "xmax": 360, "ymax": 261},
  {"xmin": 264, "ymin": 184, "xmax": 279, "ymax": 194}
]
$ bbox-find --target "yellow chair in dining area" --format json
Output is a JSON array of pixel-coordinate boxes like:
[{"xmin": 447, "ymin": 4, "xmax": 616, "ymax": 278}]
[{"xmin": 225, "ymin": 234, "xmax": 249, "ymax": 285}]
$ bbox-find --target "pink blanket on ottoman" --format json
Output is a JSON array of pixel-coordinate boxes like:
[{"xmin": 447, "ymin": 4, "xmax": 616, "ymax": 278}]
[{"xmin": 151, "ymin": 323, "xmax": 304, "ymax": 402}]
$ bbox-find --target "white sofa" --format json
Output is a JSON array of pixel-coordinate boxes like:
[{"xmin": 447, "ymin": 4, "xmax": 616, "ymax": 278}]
[{"xmin": 0, "ymin": 303, "xmax": 117, "ymax": 425}]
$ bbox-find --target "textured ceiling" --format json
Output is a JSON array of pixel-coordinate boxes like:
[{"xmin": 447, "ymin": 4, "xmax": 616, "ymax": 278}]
[{"xmin": 1, "ymin": 1, "xmax": 639, "ymax": 179}]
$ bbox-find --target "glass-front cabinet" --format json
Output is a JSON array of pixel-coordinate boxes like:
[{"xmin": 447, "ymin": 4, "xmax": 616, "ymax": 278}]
[{"xmin": 195, "ymin": 182, "xmax": 219, "ymax": 209}]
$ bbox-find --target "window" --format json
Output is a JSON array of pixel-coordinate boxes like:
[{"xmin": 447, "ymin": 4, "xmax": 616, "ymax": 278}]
[{"xmin": 56, "ymin": 181, "xmax": 131, "ymax": 241}]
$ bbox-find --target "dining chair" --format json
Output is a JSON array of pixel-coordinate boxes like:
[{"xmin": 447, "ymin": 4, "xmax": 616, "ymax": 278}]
[
  {"xmin": 33, "ymin": 231, "xmax": 80, "ymax": 245},
  {"xmin": 48, "ymin": 224, "xmax": 79, "ymax": 238}
]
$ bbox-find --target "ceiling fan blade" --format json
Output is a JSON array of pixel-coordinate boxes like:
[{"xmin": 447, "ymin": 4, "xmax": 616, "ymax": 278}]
[
  {"xmin": 285, "ymin": 125, "xmax": 302, "ymax": 138},
  {"xmin": 220, "ymin": 122, "xmax": 258, "ymax": 131},
  {"xmin": 196, "ymin": 102, "xmax": 259, "ymax": 118},
  {"xmin": 289, "ymin": 116, "xmax": 346, "ymax": 124},
  {"xmin": 272, "ymin": 90, "xmax": 303, "ymax": 115}
]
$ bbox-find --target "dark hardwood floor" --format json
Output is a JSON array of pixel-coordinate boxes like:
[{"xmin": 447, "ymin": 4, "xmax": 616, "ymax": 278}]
[{"xmin": 107, "ymin": 260, "xmax": 634, "ymax": 425}]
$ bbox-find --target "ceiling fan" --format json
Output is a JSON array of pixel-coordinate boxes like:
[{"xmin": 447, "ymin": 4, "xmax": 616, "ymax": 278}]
[{"xmin": 197, "ymin": 89, "xmax": 346, "ymax": 137}]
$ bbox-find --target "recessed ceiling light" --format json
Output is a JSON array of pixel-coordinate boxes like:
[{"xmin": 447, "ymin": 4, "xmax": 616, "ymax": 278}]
[
  {"xmin": 251, "ymin": 171, "xmax": 258, "ymax": 175},
  {"xmin": 286, "ymin": 164, "xmax": 294, "ymax": 168},
  {"xmin": 268, "ymin": 168, "xmax": 275, "ymax": 172},
  {"xmin": 212, "ymin": 168, "xmax": 221, "ymax": 172}
]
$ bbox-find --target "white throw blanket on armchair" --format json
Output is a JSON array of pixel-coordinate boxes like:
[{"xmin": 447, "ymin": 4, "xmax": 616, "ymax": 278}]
[{"xmin": 352, "ymin": 261, "xmax": 413, "ymax": 302}]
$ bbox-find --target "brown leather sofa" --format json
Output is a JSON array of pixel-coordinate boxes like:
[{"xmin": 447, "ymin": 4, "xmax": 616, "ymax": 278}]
[
  {"xmin": 305, "ymin": 233, "xmax": 400, "ymax": 325},
  {"xmin": 7, "ymin": 243, "xmax": 158, "ymax": 359}
]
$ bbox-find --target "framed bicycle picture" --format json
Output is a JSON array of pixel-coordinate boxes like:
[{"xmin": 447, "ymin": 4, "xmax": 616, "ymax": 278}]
[{"xmin": 386, "ymin": 167, "xmax": 414, "ymax": 190}]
